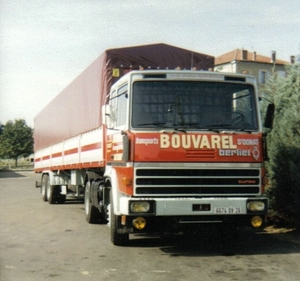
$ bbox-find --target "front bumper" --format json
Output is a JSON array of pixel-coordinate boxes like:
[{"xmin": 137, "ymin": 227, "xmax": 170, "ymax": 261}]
[{"xmin": 119, "ymin": 197, "xmax": 268, "ymax": 216}]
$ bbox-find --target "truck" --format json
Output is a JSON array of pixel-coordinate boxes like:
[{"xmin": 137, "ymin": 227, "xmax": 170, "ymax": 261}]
[{"xmin": 34, "ymin": 43, "xmax": 268, "ymax": 246}]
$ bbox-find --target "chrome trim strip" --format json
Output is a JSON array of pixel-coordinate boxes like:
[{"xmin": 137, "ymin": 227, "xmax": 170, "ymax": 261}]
[{"xmin": 134, "ymin": 162, "xmax": 262, "ymax": 168}]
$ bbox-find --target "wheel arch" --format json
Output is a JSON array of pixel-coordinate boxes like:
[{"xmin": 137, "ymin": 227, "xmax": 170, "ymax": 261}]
[
  {"xmin": 84, "ymin": 171, "xmax": 101, "ymax": 184},
  {"xmin": 104, "ymin": 169, "xmax": 120, "ymax": 215},
  {"xmin": 41, "ymin": 170, "xmax": 51, "ymax": 176}
]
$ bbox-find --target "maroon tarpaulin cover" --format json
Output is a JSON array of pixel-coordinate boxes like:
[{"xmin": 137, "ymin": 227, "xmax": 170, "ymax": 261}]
[{"xmin": 34, "ymin": 43, "xmax": 214, "ymax": 150}]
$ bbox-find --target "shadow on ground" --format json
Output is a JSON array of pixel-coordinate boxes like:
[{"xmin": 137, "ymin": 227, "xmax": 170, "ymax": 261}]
[
  {"xmin": 0, "ymin": 170, "xmax": 26, "ymax": 178},
  {"xmin": 126, "ymin": 228, "xmax": 300, "ymax": 257}
]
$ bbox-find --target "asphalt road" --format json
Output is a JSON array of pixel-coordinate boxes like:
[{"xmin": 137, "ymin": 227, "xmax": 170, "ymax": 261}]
[{"xmin": 1, "ymin": 170, "xmax": 300, "ymax": 281}]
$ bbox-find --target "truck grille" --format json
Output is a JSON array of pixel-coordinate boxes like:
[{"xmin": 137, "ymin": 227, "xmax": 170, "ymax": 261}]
[{"xmin": 134, "ymin": 168, "xmax": 260, "ymax": 196}]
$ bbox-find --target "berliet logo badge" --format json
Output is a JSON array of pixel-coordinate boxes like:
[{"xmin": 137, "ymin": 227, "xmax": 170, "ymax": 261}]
[{"xmin": 252, "ymin": 147, "xmax": 260, "ymax": 160}]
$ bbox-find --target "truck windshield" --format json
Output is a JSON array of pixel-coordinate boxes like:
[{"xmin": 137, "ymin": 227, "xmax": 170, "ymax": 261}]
[{"xmin": 131, "ymin": 81, "xmax": 258, "ymax": 131}]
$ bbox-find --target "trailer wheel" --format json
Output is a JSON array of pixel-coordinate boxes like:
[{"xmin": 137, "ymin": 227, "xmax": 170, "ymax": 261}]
[
  {"xmin": 41, "ymin": 174, "xmax": 49, "ymax": 202},
  {"xmin": 58, "ymin": 194, "xmax": 66, "ymax": 204},
  {"xmin": 84, "ymin": 181, "xmax": 100, "ymax": 223},
  {"xmin": 109, "ymin": 191, "xmax": 129, "ymax": 246},
  {"xmin": 48, "ymin": 185, "xmax": 58, "ymax": 204}
]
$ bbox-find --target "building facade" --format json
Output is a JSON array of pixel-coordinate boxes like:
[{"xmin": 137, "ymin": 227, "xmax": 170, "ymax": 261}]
[{"xmin": 214, "ymin": 49, "xmax": 290, "ymax": 93}]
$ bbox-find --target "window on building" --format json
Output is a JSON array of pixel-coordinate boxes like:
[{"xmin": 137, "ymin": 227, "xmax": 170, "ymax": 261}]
[
  {"xmin": 259, "ymin": 70, "xmax": 270, "ymax": 84},
  {"xmin": 277, "ymin": 70, "xmax": 286, "ymax": 78}
]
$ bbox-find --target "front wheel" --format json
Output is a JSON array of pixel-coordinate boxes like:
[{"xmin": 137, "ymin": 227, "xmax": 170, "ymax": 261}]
[{"xmin": 109, "ymin": 191, "xmax": 129, "ymax": 246}]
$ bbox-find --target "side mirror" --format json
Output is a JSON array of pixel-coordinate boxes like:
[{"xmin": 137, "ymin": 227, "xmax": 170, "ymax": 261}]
[
  {"xmin": 264, "ymin": 103, "xmax": 275, "ymax": 129},
  {"xmin": 102, "ymin": 104, "xmax": 117, "ymax": 126}
]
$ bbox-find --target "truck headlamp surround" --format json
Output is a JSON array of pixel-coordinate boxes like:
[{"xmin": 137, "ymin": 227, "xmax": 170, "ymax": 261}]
[
  {"xmin": 247, "ymin": 200, "xmax": 265, "ymax": 212},
  {"xmin": 130, "ymin": 201, "xmax": 151, "ymax": 213}
]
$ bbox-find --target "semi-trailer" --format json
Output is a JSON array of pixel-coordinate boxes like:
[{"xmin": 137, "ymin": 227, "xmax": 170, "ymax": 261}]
[{"xmin": 34, "ymin": 43, "xmax": 268, "ymax": 245}]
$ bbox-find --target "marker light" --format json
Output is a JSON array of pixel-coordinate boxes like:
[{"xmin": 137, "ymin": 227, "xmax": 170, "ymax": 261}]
[
  {"xmin": 132, "ymin": 217, "xmax": 146, "ymax": 230},
  {"xmin": 130, "ymin": 202, "xmax": 150, "ymax": 213},
  {"xmin": 122, "ymin": 178, "xmax": 132, "ymax": 186},
  {"xmin": 247, "ymin": 201, "xmax": 265, "ymax": 212}
]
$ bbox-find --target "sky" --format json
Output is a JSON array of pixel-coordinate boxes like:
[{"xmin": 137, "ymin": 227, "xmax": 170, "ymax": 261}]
[{"xmin": 0, "ymin": 0, "xmax": 299, "ymax": 127}]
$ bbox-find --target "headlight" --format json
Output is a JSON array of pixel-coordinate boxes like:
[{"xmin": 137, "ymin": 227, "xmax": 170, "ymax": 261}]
[
  {"xmin": 247, "ymin": 201, "xmax": 265, "ymax": 211},
  {"xmin": 130, "ymin": 202, "xmax": 150, "ymax": 213}
]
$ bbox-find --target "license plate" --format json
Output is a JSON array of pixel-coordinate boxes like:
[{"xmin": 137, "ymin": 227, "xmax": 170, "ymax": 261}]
[{"xmin": 214, "ymin": 207, "xmax": 242, "ymax": 214}]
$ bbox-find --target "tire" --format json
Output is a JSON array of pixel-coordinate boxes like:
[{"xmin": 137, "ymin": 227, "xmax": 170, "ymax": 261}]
[
  {"xmin": 48, "ymin": 185, "xmax": 58, "ymax": 204},
  {"xmin": 58, "ymin": 194, "xmax": 66, "ymax": 204},
  {"xmin": 84, "ymin": 181, "xmax": 101, "ymax": 223},
  {"xmin": 110, "ymin": 191, "xmax": 129, "ymax": 246},
  {"xmin": 41, "ymin": 174, "xmax": 49, "ymax": 202},
  {"xmin": 98, "ymin": 182, "xmax": 108, "ymax": 224}
]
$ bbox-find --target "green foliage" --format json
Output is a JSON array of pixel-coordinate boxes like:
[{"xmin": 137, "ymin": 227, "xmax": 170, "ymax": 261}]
[
  {"xmin": 0, "ymin": 123, "xmax": 4, "ymax": 135},
  {"xmin": 263, "ymin": 64, "xmax": 300, "ymax": 224},
  {"xmin": 0, "ymin": 119, "xmax": 33, "ymax": 166}
]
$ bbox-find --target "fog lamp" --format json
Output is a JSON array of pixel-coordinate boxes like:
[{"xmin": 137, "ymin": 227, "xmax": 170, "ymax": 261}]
[
  {"xmin": 130, "ymin": 202, "xmax": 150, "ymax": 213},
  {"xmin": 132, "ymin": 217, "xmax": 146, "ymax": 230},
  {"xmin": 247, "ymin": 201, "xmax": 265, "ymax": 211},
  {"xmin": 251, "ymin": 216, "xmax": 263, "ymax": 228}
]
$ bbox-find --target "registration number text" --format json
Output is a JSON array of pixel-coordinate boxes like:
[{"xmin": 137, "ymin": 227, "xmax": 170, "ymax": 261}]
[{"xmin": 215, "ymin": 207, "xmax": 242, "ymax": 214}]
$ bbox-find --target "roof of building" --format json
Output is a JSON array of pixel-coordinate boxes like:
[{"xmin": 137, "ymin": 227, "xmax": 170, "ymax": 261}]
[{"xmin": 215, "ymin": 49, "xmax": 289, "ymax": 65}]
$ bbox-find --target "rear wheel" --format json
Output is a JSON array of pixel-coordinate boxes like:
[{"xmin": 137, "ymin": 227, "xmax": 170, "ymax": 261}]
[
  {"xmin": 110, "ymin": 191, "xmax": 129, "ymax": 246},
  {"xmin": 41, "ymin": 174, "xmax": 49, "ymax": 202},
  {"xmin": 48, "ymin": 185, "xmax": 59, "ymax": 204},
  {"xmin": 84, "ymin": 181, "xmax": 101, "ymax": 223},
  {"xmin": 58, "ymin": 194, "xmax": 66, "ymax": 204}
]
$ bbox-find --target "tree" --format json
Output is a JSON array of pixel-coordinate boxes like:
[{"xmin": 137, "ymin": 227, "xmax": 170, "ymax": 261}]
[
  {"xmin": 0, "ymin": 119, "xmax": 34, "ymax": 167},
  {"xmin": 262, "ymin": 63, "xmax": 300, "ymax": 224},
  {"xmin": 0, "ymin": 123, "xmax": 4, "ymax": 135}
]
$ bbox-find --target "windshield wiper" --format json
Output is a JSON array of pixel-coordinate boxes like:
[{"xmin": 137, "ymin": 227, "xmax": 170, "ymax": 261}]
[
  {"xmin": 136, "ymin": 122, "xmax": 167, "ymax": 126},
  {"xmin": 233, "ymin": 128, "xmax": 253, "ymax": 133},
  {"xmin": 206, "ymin": 124, "xmax": 232, "ymax": 129},
  {"xmin": 204, "ymin": 124, "xmax": 255, "ymax": 134},
  {"xmin": 203, "ymin": 124, "xmax": 233, "ymax": 133},
  {"xmin": 173, "ymin": 127, "xmax": 187, "ymax": 133}
]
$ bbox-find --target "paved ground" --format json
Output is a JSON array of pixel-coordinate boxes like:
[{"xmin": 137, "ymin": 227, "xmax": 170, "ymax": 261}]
[{"xmin": 1, "ymin": 170, "xmax": 300, "ymax": 281}]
